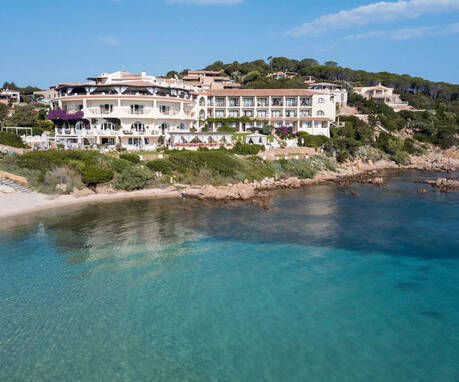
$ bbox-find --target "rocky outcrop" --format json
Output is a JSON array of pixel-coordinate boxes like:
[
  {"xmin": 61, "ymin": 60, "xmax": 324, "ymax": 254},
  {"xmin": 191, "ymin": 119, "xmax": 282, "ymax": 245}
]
[
  {"xmin": 0, "ymin": 185, "xmax": 16, "ymax": 194},
  {"xmin": 422, "ymin": 178, "xmax": 459, "ymax": 192}
]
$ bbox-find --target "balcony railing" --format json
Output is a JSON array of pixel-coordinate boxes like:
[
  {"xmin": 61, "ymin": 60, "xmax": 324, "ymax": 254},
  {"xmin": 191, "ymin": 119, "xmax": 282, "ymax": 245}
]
[
  {"xmin": 215, "ymin": 102, "xmax": 226, "ymax": 107},
  {"xmin": 229, "ymin": 103, "xmax": 240, "ymax": 107}
]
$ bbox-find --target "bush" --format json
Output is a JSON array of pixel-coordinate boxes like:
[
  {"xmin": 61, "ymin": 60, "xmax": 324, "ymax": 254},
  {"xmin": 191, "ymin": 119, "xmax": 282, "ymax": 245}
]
[
  {"xmin": 297, "ymin": 132, "xmax": 329, "ymax": 148},
  {"xmin": 119, "ymin": 153, "xmax": 140, "ymax": 164},
  {"xmin": 43, "ymin": 166, "xmax": 83, "ymax": 193},
  {"xmin": 231, "ymin": 142, "xmax": 264, "ymax": 155},
  {"xmin": 116, "ymin": 166, "xmax": 152, "ymax": 191},
  {"xmin": 81, "ymin": 166, "xmax": 114, "ymax": 186},
  {"xmin": 167, "ymin": 151, "xmax": 240, "ymax": 177},
  {"xmin": 146, "ymin": 159, "xmax": 172, "ymax": 174},
  {"xmin": 0, "ymin": 131, "xmax": 28, "ymax": 148}
]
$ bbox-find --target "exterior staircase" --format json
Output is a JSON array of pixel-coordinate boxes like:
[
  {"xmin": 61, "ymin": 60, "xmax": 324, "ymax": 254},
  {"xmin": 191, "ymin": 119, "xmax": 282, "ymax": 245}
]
[
  {"xmin": 271, "ymin": 130, "xmax": 287, "ymax": 148},
  {"xmin": 0, "ymin": 177, "xmax": 34, "ymax": 193}
]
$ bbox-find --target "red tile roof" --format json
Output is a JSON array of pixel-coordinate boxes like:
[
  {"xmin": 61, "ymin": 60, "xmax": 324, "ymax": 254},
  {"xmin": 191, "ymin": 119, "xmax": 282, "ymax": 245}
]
[{"xmin": 203, "ymin": 89, "xmax": 326, "ymax": 96}]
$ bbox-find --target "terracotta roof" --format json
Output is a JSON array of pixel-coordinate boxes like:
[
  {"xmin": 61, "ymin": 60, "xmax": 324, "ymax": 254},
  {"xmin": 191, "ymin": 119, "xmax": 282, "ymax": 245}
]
[{"xmin": 204, "ymin": 89, "xmax": 326, "ymax": 96}]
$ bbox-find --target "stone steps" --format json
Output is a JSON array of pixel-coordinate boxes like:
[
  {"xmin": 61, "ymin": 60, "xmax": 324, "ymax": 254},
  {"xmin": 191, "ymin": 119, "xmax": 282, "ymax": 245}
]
[{"xmin": 0, "ymin": 177, "xmax": 34, "ymax": 193}]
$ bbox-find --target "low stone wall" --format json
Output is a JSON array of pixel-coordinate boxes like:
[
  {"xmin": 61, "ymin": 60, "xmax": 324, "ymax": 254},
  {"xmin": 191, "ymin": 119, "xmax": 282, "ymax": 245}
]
[{"xmin": 259, "ymin": 147, "xmax": 317, "ymax": 160}]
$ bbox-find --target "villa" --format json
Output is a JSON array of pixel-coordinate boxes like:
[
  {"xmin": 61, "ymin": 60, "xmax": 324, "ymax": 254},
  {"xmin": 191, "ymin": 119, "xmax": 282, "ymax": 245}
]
[
  {"xmin": 49, "ymin": 70, "xmax": 338, "ymax": 150},
  {"xmin": 353, "ymin": 83, "xmax": 413, "ymax": 111},
  {"xmin": 0, "ymin": 89, "xmax": 20, "ymax": 109},
  {"xmin": 182, "ymin": 70, "xmax": 241, "ymax": 90},
  {"xmin": 267, "ymin": 72, "xmax": 297, "ymax": 80}
]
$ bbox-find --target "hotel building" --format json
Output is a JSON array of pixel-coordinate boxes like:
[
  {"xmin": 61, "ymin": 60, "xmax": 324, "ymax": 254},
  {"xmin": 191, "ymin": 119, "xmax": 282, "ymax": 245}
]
[
  {"xmin": 51, "ymin": 70, "xmax": 198, "ymax": 150},
  {"xmin": 201, "ymin": 89, "xmax": 335, "ymax": 137},
  {"xmin": 182, "ymin": 70, "xmax": 240, "ymax": 90},
  {"xmin": 51, "ymin": 70, "xmax": 337, "ymax": 150}
]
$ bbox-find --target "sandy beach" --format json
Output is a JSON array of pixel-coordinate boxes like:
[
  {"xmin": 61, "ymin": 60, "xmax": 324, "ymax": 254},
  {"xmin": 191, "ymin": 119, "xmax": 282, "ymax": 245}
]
[{"xmin": 0, "ymin": 188, "xmax": 181, "ymax": 221}]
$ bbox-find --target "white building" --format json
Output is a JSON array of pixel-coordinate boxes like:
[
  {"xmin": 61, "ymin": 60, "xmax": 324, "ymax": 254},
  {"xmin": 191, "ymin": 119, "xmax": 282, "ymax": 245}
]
[
  {"xmin": 0, "ymin": 89, "xmax": 20, "ymax": 108},
  {"xmin": 309, "ymin": 83, "xmax": 347, "ymax": 107},
  {"xmin": 353, "ymin": 83, "xmax": 412, "ymax": 111},
  {"xmin": 51, "ymin": 70, "xmax": 199, "ymax": 150},
  {"xmin": 200, "ymin": 89, "xmax": 335, "ymax": 137},
  {"xmin": 51, "ymin": 70, "xmax": 338, "ymax": 150}
]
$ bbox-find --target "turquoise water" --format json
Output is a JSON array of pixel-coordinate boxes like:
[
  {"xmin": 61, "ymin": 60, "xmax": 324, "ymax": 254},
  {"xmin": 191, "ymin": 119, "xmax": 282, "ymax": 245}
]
[{"xmin": 0, "ymin": 170, "xmax": 458, "ymax": 381}]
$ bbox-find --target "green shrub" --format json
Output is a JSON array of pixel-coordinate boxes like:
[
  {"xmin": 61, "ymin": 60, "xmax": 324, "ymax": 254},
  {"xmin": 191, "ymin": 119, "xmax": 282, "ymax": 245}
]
[
  {"xmin": 0, "ymin": 131, "xmax": 28, "ymax": 148},
  {"xmin": 116, "ymin": 166, "xmax": 152, "ymax": 191},
  {"xmin": 119, "ymin": 153, "xmax": 140, "ymax": 164},
  {"xmin": 146, "ymin": 159, "xmax": 173, "ymax": 174},
  {"xmin": 297, "ymin": 132, "xmax": 329, "ymax": 148},
  {"xmin": 43, "ymin": 166, "xmax": 83, "ymax": 193},
  {"xmin": 391, "ymin": 151, "xmax": 408, "ymax": 165},
  {"xmin": 231, "ymin": 143, "xmax": 264, "ymax": 155},
  {"xmin": 81, "ymin": 166, "xmax": 114, "ymax": 186},
  {"xmin": 336, "ymin": 151, "xmax": 349, "ymax": 163}
]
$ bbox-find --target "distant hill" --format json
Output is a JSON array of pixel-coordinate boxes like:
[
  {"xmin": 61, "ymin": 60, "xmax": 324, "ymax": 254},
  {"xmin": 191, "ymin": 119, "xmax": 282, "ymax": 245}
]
[{"xmin": 177, "ymin": 57, "xmax": 458, "ymax": 113}]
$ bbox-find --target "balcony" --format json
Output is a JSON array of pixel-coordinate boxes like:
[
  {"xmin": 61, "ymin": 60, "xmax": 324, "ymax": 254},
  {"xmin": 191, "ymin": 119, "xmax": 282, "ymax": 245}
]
[
  {"xmin": 272, "ymin": 101, "xmax": 283, "ymax": 107},
  {"xmin": 130, "ymin": 110, "xmax": 144, "ymax": 115},
  {"xmin": 229, "ymin": 103, "xmax": 240, "ymax": 107},
  {"xmin": 285, "ymin": 102, "xmax": 297, "ymax": 107},
  {"xmin": 215, "ymin": 102, "xmax": 226, "ymax": 107}
]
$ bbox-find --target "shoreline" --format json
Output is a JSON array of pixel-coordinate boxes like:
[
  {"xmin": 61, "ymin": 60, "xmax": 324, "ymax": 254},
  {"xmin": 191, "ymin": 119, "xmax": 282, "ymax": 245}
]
[{"xmin": 1, "ymin": 152, "xmax": 457, "ymax": 221}]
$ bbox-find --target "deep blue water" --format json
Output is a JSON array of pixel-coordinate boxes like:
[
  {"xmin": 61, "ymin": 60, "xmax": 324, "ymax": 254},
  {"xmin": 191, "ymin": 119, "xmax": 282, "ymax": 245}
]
[{"xmin": 0, "ymin": 171, "xmax": 458, "ymax": 381}]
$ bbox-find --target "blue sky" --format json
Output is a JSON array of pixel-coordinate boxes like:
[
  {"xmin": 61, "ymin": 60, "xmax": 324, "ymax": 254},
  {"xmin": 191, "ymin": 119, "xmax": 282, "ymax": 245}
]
[{"xmin": 1, "ymin": 0, "xmax": 458, "ymax": 88}]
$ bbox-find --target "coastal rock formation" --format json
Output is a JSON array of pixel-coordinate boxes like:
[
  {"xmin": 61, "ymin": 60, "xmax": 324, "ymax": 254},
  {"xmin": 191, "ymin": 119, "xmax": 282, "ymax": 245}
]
[
  {"xmin": 423, "ymin": 178, "xmax": 459, "ymax": 192},
  {"xmin": 0, "ymin": 185, "xmax": 16, "ymax": 194}
]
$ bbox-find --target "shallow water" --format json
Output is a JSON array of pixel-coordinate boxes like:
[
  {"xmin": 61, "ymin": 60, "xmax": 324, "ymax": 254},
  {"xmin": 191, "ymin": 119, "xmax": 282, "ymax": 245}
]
[{"xmin": 1, "ymin": 171, "xmax": 458, "ymax": 381}]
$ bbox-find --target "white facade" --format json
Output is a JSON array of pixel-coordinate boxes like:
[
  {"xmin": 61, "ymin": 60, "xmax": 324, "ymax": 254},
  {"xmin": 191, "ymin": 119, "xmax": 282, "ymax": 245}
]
[
  {"xmin": 52, "ymin": 71, "xmax": 338, "ymax": 150},
  {"xmin": 52, "ymin": 70, "xmax": 199, "ymax": 150},
  {"xmin": 309, "ymin": 83, "xmax": 348, "ymax": 107},
  {"xmin": 200, "ymin": 89, "xmax": 335, "ymax": 137}
]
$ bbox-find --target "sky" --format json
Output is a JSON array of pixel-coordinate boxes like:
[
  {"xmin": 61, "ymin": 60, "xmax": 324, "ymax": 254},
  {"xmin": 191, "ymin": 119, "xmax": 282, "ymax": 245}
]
[{"xmin": 1, "ymin": 0, "xmax": 458, "ymax": 89}]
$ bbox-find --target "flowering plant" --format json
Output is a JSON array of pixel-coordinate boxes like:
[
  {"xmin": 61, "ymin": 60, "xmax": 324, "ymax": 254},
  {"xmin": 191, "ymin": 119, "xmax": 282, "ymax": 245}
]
[
  {"xmin": 275, "ymin": 126, "xmax": 297, "ymax": 139},
  {"xmin": 48, "ymin": 109, "xmax": 84, "ymax": 121}
]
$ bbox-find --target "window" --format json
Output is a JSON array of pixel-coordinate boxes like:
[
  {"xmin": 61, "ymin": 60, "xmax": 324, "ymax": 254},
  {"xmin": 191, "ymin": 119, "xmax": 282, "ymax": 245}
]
[
  {"xmin": 257, "ymin": 110, "xmax": 267, "ymax": 118},
  {"xmin": 300, "ymin": 110, "xmax": 310, "ymax": 118},
  {"xmin": 130, "ymin": 104, "xmax": 144, "ymax": 114},
  {"xmin": 272, "ymin": 98, "xmax": 282, "ymax": 106},
  {"xmin": 180, "ymin": 123, "xmax": 185, "ymax": 130},
  {"xmin": 317, "ymin": 110, "xmax": 325, "ymax": 116},
  {"xmin": 145, "ymin": 138, "xmax": 150, "ymax": 145},
  {"xmin": 243, "ymin": 97, "xmax": 254, "ymax": 107},
  {"xmin": 243, "ymin": 110, "xmax": 253, "ymax": 117},
  {"xmin": 199, "ymin": 98, "xmax": 206, "ymax": 106},
  {"xmin": 300, "ymin": 97, "xmax": 311, "ymax": 106},
  {"xmin": 302, "ymin": 121, "xmax": 312, "ymax": 129},
  {"xmin": 257, "ymin": 98, "xmax": 267, "ymax": 107},
  {"xmin": 100, "ymin": 104, "xmax": 113, "ymax": 114},
  {"xmin": 229, "ymin": 97, "xmax": 239, "ymax": 107},
  {"xmin": 101, "ymin": 122, "xmax": 115, "ymax": 130},
  {"xmin": 75, "ymin": 121, "xmax": 85, "ymax": 130},
  {"xmin": 318, "ymin": 98, "xmax": 325, "ymax": 103},
  {"xmin": 315, "ymin": 121, "xmax": 323, "ymax": 129},
  {"xmin": 272, "ymin": 110, "xmax": 282, "ymax": 118},
  {"xmin": 216, "ymin": 97, "xmax": 226, "ymax": 106},
  {"xmin": 229, "ymin": 110, "xmax": 239, "ymax": 117},
  {"xmin": 131, "ymin": 122, "xmax": 145, "ymax": 131},
  {"xmin": 215, "ymin": 110, "xmax": 225, "ymax": 117},
  {"xmin": 285, "ymin": 110, "xmax": 296, "ymax": 118},
  {"xmin": 286, "ymin": 98, "xmax": 296, "ymax": 107},
  {"xmin": 159, "ymin": 105, "xmax": 170, "ymax": 114}
]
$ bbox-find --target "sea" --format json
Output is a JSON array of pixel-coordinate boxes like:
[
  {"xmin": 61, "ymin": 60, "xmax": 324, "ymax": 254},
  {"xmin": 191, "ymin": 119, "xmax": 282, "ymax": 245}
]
[{"xmin": 0, "ymin": 170, "xmax": 458, "ymax": 381}]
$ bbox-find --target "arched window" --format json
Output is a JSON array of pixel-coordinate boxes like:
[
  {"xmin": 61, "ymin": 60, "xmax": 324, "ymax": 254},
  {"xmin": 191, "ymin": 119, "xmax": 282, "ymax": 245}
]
[
  {"xmin": 318, "ymin": 97, "xmax": 325, "ymax": 103},
  {"xmin": 317, "ymin": 110, "xmax": 325, "ymax": 116},
  {"xmin": 199, "ymin": 97, "xmax": 206, "ymax": 106},
  {"xmin": 131, "ymin": 122, "xmax": 145, "ymax": 132},
  {"xmin": 179, "ymin": 123, "xmax": 185, "ymax": 130},
  {"xmin": 199, "ymin": 109, "xmax": 206, "ymax": 119}
]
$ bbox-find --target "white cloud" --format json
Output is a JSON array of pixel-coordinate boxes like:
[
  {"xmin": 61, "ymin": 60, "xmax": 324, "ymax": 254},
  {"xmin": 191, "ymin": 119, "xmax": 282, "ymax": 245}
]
[
  {"xmin": 287, "ymin": 0, "xmax": 459, "ymax": 36},
  {"xmin": 166, "ymin": 0, "xmax": 243, "ymax": 4},
  {"xmin": 345, "ymin": 22, "xmax": 459, "ymax": 40},
  {"xmin": 100, "ymin": 37, "xmax": 120, "ymax": 46}
]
